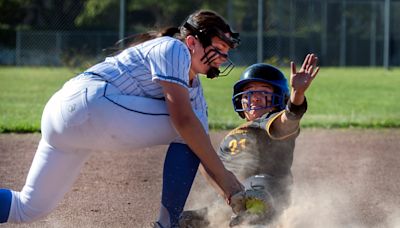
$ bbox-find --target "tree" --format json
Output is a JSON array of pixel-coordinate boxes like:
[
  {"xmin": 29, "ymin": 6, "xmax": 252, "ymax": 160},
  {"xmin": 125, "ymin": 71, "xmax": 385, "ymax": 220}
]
[
  {"xmin": 75, "ymin": 0, "xmax": 236, "ymax": 32},
  {"xmin": 0, "ymin": 0, "xmax": 32, "ymax": 29}
]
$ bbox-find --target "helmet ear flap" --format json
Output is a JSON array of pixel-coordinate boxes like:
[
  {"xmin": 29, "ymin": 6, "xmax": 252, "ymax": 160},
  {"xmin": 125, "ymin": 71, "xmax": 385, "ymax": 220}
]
[
  {"xmin": 273, "ymin": 89, "xmax": 290, "ymax": 110},
  {"xmin": 272, "ymin": 94, "xmax": 280, "ymax": 109},
  {"xmin": 233, "ymin": 95, "xmax": 246, "ymax": 119}
]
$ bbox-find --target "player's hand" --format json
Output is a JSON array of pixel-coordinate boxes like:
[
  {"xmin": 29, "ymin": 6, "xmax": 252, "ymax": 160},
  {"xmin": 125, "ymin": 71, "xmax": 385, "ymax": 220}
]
[
  {"xmin": 221, "ymin": 170, "xmax": 244, "ymax": 206},
  {"xmin": 229, "ymin": 191, "xmax": 246, "ymax": 214},
  {"xmin": 290, "ymin": 53, "xmax": 320, "ymax": 95}
]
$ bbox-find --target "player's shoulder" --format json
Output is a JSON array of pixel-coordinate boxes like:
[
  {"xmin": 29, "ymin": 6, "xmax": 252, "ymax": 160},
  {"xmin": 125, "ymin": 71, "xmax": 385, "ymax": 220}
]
[
  {"xmin": 227, "ymin": 122, "xmax": 250, "ymax": 136},
  {"xmin": 144, "ymin": 37, "xmax": 190, "ymax": 62}
]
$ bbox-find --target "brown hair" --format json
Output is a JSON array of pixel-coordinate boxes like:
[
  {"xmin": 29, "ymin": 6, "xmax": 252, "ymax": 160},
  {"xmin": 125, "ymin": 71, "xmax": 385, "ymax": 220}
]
[{"xmin": 180, "ymin": 10, "xmax": 233, "ymax": 39}]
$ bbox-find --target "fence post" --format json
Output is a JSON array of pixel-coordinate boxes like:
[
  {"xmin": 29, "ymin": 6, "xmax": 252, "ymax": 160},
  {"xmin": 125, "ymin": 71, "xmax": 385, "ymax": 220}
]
[
  {"xmin": 227, "ymin": 0, "xmax": 233, "ymax": 26},
  {"xmin": 370, "ymin": 1, "xmax": 377, "ymax": 66},
  {"xmin": 340, "ymin": 0, "xmax": 347, "ymax": 67},
  {"xmin": 321, "ymin": 0, "xmax": 328, "ymax": 65},
  {"xmin": 383, "ymin": 0, "xmax": 390, "ymax": 69},
  {"xmin": 119, "ymin": 0, "xmax": 126, "ymax": 48},
  {"xmin": 257, "ymin": 0, "xmax": 264, "ymax": 63},
  {"xmin": 56, "ymin": 31, "xmax": 62, "ymax": 66},
  {"xmin": 289, "ymin": 0, "xmax": 295, "ymax": 61},
  {"xmin": 15, "ymin": 28, "xmax": 21, "ymax": 66}
]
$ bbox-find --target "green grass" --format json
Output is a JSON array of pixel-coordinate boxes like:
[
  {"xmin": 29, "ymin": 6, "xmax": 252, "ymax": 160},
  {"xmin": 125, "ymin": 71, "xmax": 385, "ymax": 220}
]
[
  {"xmin": 0, "ymin": 67, "xmax": 77, "ymax": 132},
  {"xmin": 1, "ymin": 66, "xmax": 399, "ymax": 132}
]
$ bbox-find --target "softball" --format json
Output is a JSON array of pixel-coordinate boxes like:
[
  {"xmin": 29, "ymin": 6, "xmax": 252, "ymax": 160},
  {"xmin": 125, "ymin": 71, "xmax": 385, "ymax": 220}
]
[{"xmin": 245, "ymin": 198, "xmax": 266, "ymax": 214}]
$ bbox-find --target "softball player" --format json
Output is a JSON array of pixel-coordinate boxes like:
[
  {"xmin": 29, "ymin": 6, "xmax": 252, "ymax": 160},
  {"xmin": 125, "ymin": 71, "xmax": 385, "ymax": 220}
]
[
  {"xmin": 179, "ymin": 54, "xmax": 319, "ymax": 227},
  {"xmin": 0, "ymin": 10, "xmax": 243, "ymax": 228}
]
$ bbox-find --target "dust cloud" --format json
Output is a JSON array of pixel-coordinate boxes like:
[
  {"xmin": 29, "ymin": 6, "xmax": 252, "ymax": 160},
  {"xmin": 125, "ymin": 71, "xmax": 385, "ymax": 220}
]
[{"xmin": 189, "ymin": 180, "xmax": 400, "ymax": 228}]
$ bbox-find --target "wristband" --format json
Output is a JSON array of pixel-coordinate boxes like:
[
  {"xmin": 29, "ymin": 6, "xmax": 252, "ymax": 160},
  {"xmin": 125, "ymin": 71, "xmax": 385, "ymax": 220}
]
[{"xmin": 285, "ymin": 97, "xmax": 307, "ymax": 120}]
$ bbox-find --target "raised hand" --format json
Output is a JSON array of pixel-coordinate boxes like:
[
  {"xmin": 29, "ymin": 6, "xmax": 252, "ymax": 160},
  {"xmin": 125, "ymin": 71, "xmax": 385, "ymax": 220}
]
[{"xmin": 290, "ymin": 53, "xmax": 320, "ymax": 95}]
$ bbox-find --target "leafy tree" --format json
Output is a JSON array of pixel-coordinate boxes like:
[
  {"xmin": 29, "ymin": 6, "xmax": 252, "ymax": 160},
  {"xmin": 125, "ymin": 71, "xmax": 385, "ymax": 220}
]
[
  {"xmin": 0, "ymin": 0, "xmax": 32, "ymax": 29},
  {"xmin": 75, "ymin": 0, "xmax": 240, "ymax": 32},
  {"xmin": 0, "ymin": 0, "xmax": 85, "ymax": 30},
  {"xmin": 75, "ymin": 0, "xmax": 118, "ymax": 29}
]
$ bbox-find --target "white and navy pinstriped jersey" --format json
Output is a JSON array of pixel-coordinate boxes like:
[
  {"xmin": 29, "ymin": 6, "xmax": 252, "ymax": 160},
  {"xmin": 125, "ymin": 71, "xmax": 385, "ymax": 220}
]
[
  {"xmin": 86, "ymin": 36, "xmax": 208, "ymax": 122},
  {"xmin": 87, "ymin": 36, "xmax": 191, "ymax": 97}
]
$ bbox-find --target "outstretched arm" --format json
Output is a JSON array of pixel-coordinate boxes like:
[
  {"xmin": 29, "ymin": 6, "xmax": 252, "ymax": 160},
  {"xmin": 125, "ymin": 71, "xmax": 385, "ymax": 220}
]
[
  {"xmin": 160, "ymin": 81, "xmax": 243, "ymax": 202},
  {"xmin": 270, "ymin": 53, "xmax": 320, "ymax": 137}
]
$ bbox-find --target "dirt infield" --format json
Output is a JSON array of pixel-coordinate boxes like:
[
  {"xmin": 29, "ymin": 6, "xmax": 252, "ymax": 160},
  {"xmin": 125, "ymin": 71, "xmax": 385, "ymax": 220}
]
[{"xmin": 1, "ymin": 129, "xmax": 400, "ymax": 228}]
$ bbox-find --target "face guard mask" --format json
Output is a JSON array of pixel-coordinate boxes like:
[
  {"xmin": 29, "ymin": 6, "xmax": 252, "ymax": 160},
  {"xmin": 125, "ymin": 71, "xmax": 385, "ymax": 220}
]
[
  {"xmin": 183, "ymin": 22, "xmax": 240, "ymax": 79},
  {"xmin": 200, "ymin": 47, "xmax": 235, "ymax": 78},
  {"xmin": 232, "ymin": 90, "xmax": 285, "ymax": 113}
]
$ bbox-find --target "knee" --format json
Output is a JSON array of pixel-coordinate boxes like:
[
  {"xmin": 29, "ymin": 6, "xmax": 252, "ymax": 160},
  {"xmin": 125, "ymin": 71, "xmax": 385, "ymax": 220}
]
[{"xmin": 6, "ymin": 191, "xmax": 56, "ymax": 223}]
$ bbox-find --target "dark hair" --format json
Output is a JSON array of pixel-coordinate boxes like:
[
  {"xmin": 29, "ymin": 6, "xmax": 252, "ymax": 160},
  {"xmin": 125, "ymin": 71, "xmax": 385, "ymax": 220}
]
[
  {"xmin": 105, "ymin": 10, "xmax": 238, "ymax": 54},
  {"xmin": 180, "ymin": 10, "xmax": 239, "ymax": 48}
]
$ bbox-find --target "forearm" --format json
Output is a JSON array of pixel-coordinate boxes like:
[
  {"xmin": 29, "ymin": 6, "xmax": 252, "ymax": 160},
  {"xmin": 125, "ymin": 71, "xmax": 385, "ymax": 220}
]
[
  {"xmin": 290, "ymin": 89, "xmax": 305, "ymax": 105},
  {"xmin": 160, "ymin": 80, "xmax": 239, "ymax": 198},
  {"xmin": 199, "ymin": 164, "xmax": 225, "ymax": 197},
  {"xmin": 271, "ymin": 91, "xmax": 307, "ymax": 138}
]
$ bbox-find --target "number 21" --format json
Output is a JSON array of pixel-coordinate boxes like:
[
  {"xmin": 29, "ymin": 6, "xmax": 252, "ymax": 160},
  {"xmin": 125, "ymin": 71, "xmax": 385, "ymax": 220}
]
[{"xmin": 228, "ymin": 138, "xmax": 246, "ymax": 155}]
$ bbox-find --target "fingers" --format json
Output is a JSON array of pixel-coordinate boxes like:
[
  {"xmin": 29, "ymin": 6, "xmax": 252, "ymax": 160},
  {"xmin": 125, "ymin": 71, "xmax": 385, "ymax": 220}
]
[
  {"xmin": 306, "ymin": 64, "xmax": 313, "ymax": 73},
  {"xmin": 313, "ymin": 56, "xmax": 319, "ymax": 69},
  {"xmin": 307, "ymin": 53, "xmax": 316, "ymax": 66},
  {"xmin": 305, "ymin": 65, "xmax": 319, "ymax": 82},
  {"xmin": 229, "ymin": 191, "xmax": 246, "ymax": 215},
  {"xmin": 304, "ymin": 53, "xmax": 319, "ymax": 76},
  {"xmin": 293, "ymin": 53, "xmax": 320, "ymax": 79},
  {"xmin": 300, "ymin": 53, "xmax": 319, "ymax": 72},
  {"xmin": 311, "ymin": 56, "xmax": 319, "ymax": 78},
  {"xmin": 301, "ymin": 54, "xmax": 311, "ymax": 71},
  {"xmin": 311, "ymin": 66, "xmax": 320, "ymax": 78},
  {"xmin": 308, "ymin": 55, "xmax": 319, "ymax": 77},
  {"xmin": 290, "ymin": 61, "xmax": 296, "ymax": 75}
]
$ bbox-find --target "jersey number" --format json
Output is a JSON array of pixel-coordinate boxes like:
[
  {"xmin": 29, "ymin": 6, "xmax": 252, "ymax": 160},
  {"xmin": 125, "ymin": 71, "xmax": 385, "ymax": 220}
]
[{"xmin": 228, "ymin": 138, "xmax": 246, "ymax": 155}]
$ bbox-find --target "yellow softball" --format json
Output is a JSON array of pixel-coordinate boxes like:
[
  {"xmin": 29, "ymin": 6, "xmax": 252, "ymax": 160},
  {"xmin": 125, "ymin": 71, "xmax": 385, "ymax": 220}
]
[{"xmin": 245, "ymin": 198, "xmax": 266, "ymax": 214}]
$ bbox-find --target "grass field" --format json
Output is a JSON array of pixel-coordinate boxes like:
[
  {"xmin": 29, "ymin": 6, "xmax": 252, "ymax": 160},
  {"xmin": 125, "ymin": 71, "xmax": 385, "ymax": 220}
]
[{"xmin": 0, "ymin": 66, "xmax": 399, "ymax": 132}]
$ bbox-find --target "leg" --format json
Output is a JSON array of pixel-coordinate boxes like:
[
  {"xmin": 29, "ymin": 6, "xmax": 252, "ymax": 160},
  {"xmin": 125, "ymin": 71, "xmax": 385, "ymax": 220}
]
[
  {"xmin": 3, "ymin": 139, "xmax": 90, "ymax": 223},
  {"xmin": 157, "ymin": 143, "xmax": 200, "ymax": 228},
  {"xmin": 0, "ymin": 189, "xmax": 12, "ymax": 222}
]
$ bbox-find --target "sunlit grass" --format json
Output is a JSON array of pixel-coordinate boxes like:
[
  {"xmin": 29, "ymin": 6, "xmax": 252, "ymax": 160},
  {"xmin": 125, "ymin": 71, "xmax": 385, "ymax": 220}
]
[{"xmin": 1, "ymin": 66, "xmax": 399, "ymax": 132}]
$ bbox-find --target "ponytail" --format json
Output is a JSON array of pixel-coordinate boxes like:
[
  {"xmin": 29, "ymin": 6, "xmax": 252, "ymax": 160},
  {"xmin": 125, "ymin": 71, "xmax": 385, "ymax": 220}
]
[
  {"xmin": 160, "ymin": 27, "xmax": 180, "ymax": 37},
  {"xmin": 104, "ymin": 27, "xmax": 181, "ymax": 56}
]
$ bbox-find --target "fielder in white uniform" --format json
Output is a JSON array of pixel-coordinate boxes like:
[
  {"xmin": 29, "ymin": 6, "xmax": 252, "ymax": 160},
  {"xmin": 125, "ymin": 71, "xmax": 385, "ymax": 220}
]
[{"xmin": 0, "ymin": 10, "xmax": 243, "ymax": 228}]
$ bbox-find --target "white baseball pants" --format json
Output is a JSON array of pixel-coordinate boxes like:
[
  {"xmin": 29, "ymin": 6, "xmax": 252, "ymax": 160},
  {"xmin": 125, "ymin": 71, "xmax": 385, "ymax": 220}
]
[{"xmin": 7, "ymin": 74, "xmax": 205, "ymax": 222}]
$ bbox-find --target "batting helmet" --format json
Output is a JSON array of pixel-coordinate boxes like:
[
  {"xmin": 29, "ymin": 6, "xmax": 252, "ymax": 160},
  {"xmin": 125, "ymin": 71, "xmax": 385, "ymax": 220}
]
[{"xmin": 232, "ymin": 63, "xmax": 290, "ymax": 119}]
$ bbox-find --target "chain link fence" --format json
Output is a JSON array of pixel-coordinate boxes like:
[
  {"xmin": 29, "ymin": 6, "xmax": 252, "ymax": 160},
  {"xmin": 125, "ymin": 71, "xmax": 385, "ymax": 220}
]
[
  {"xmin": 15, "ymin": 31, "xmax": 118, "ymax": 66},
  {"xmin": 1, "ymin": 0, "xmax": 399, "ymax": 67}
]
